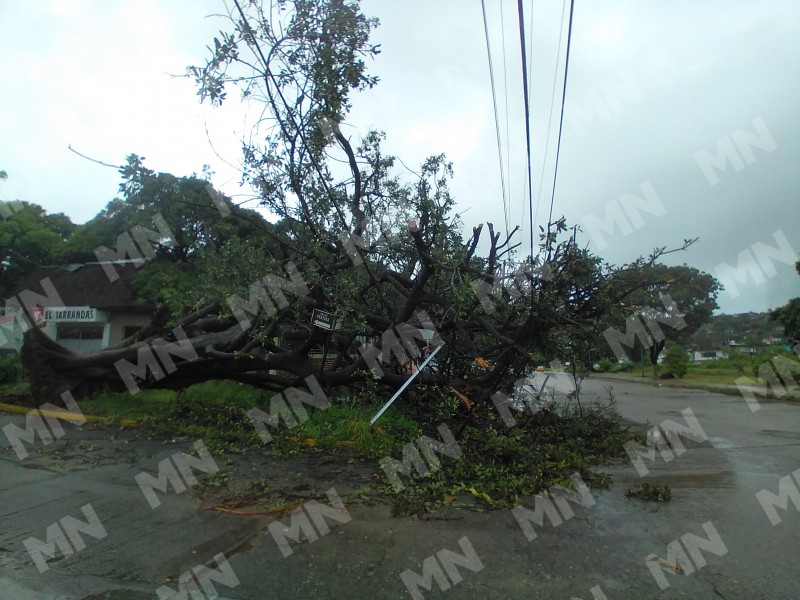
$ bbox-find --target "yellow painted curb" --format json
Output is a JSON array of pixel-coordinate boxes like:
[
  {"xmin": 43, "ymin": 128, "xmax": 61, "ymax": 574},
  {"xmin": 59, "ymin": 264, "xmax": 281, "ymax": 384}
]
[{"xmin": 0, "ymin": 403, "xmax": 139, "ymax": 427}]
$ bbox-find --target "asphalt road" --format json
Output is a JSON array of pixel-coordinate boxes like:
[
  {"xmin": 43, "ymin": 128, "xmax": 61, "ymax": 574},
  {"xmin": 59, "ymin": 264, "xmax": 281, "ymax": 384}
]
[{"xmin": 1, "ymin": 378, "xmax": 798, "ymax": 600}]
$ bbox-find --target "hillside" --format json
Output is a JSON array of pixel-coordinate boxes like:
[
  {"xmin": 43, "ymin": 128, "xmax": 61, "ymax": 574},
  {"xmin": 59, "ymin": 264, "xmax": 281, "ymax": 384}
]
[{"xmin": 689, "ymin": 312, "xmax": 785, "ymax": 349}]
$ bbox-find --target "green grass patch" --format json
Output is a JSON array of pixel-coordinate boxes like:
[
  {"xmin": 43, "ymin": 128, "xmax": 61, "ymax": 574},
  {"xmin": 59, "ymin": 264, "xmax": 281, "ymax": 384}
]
[
  {"xmin": 680, "ymin": 368, "xmax": 746, "ymax": 385},
  {"xmin": 284, "ymin": 402, "xmax": 421, "ymax": 457},
  {"xmin": 77, "ymin": 381, "xmax": 420, "ymax": 457},
  {"xmin": 0, "ymin": 380, "xmax": 30, "ymax": 402},
  {"xmin": 601, "ymin": 366, "xmax": 766, "ymax": 386},
  {"xmin": 79, "ymin": 388, "xmax": 178, "ymax": 420}
]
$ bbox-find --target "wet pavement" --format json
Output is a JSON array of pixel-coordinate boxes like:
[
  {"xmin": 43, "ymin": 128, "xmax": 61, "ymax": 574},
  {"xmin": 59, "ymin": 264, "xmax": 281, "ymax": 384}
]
[{"xmin": 1, "ymin": 378, "xmax": 798, "ymax": 599}]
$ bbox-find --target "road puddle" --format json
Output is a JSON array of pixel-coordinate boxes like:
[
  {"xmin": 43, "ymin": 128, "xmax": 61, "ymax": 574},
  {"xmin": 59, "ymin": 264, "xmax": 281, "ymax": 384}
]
[{"xmin": 706, "ymin": 435, "xmax": 736, "ymax": 449}]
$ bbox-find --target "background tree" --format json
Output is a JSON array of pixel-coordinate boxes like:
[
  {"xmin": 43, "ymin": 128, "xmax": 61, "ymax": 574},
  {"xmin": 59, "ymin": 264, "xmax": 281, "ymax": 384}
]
[
  {"xmin": 0, "ymin": 201, "xmax": 76, "ymax": 294},
  {"xmin": 66, "ymin": 157, "xmax": 272, "ymax": 262},
  {"xmin": 605, "ymin": 263, "xmax": 720, "ymax": 378},
  {"xmin": 61, "ymin": 158, "xmax": 284, "ymax": 318},
  {"xmin": 770, "ymin": 261, "xmax": 800, "ymax": 342}
]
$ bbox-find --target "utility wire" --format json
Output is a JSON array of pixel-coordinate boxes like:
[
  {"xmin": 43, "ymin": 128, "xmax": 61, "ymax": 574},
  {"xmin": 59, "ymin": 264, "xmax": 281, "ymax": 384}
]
[
  {"xmin": 480, "ymin": 0, "xmax": 510, "ymax": 236},
  {"xmin": 521, "ymin": 0, "xmax": 535, "ymax": 234},
  {"xmin": 533, "ymin": 0, "xmax": 567, "ymax": 234},
  {"xmin": 516, "ymin": 0, "xmax": 534, "ymax": 259},
  {"xmin": 498, "ymin": 0, "xmax": 512, "ymax": 235},
  {"xmin": 547, "ymin": 0, "xmax": 576, "ymax": 231}
]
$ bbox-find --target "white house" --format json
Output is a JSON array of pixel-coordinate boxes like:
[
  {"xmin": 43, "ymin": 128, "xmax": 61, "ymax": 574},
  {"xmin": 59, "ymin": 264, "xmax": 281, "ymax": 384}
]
[
  {"xmin": 689, "ymin": 349, "xmax": 728, "ymax": 362},
  {"xmin": 1, "ymin": 261, "xmax": 155, "ymax": 354}
]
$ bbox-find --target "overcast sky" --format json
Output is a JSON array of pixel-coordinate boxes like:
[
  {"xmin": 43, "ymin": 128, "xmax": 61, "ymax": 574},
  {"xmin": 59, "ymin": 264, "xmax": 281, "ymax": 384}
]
[{"xmin": 1, "ymin": 0, "xmax": 798, "ymax": 315}]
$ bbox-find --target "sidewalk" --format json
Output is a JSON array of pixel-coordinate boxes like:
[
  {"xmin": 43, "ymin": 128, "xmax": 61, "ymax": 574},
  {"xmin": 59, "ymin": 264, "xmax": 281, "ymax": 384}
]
[{"xmin": 593, "ymin": 372, "xmax": 800, "ymax": 400}]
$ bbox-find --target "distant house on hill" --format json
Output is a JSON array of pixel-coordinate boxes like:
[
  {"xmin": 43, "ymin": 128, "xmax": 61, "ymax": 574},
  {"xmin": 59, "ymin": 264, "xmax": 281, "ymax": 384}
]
[
  {"xmin": 0, "ymin": 261, "xmax": 155, "ymax": 354},
  {"xmin": 726, "ymin": 340, "xmax": 759, "ymax": 355},
  {"xmin": 689, "ymin": 349, "xmax": 728, "ymax": 362}
]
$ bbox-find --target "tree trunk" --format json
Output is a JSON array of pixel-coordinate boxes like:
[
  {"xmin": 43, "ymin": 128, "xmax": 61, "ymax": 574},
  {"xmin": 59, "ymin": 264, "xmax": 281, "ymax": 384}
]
[{"xmin": 649, "ymin": 341, "xmax": 666, "ymax": 380}]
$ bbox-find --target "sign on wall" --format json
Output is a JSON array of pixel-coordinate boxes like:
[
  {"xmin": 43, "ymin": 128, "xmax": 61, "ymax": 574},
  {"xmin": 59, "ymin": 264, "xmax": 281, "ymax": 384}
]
[{"xmin": 42, "ymin": 307, "xmax": 107, "ymax": 323}]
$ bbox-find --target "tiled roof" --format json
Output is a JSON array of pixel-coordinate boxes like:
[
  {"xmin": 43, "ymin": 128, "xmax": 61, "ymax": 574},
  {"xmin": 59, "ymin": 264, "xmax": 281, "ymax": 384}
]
[{"xmin": 10, "ymin": 261, "xmax": 152, "ymax": 311}]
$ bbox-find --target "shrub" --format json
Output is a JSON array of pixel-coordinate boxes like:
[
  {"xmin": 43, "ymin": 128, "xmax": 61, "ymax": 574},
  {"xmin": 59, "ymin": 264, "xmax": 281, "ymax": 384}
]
[
  {"xmin": 663, "ymin": 346, "xmax": 690, "ymax": 378},
  {"xmin": 0, "ymin": 353, "xmax": 23, "ymax": 385},
  {"xmin": 596, "ymin": 358, "xmax": 614, "ymax": 373},
  {"xmin": 751, "ymin": 350, "xmax": 800, "ymax": 381}
]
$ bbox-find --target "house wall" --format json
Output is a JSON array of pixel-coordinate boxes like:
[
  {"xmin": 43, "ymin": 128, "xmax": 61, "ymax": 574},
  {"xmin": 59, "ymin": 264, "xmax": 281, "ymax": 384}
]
[
  {"xmin": 56, "ymin": 323, "xmax": 107, "ymax": 354},
  {"xmin": 690, "ymin": 350, "xmax": 728, "ymax": 362},
  {"xmin": 107, "ymin": 313, "xmax": 153, "ymax": 346},
  {"xmin": 0, "ymin": 309, "xmax": 152, "ymax": 354}
]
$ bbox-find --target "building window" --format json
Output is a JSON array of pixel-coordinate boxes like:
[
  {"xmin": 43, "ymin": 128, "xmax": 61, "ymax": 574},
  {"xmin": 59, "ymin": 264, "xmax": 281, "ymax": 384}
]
[
  {"xmin": 123, "ymin": 326, "xmax": 143, "ymax": 340},
  {"xmin": 57, "ymin": 325, "xmax": 105, "ymax": 340}
]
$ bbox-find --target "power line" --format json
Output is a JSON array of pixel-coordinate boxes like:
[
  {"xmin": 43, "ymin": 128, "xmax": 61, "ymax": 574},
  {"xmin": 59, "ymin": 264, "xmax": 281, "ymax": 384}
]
[
  {"xmin": 533, "ymin": 0, "xmax": 567, "ymax": 235},
  {"xmin": 480, "ymin": 0, "xmax": 510, "ymax": 235},
  {"xmin": 516, "ymin": 0, "xmax": 534, "ymax": 259},
  {"xmin": 547, "ymin": 0, "xmax": 576, "ymax": 231},
  {"xmin": 498, "ymin": 0, "xmax": 512, "ymax": 234},
  {"xmin": 521, "ymin": 0, "xmax": 534, "ymax": 237}
]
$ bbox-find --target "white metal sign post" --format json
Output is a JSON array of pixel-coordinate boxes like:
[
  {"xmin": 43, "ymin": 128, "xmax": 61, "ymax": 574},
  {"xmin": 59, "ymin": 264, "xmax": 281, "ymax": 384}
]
[{"xmin": 370, "ymin": 343, "xmax": 444, "ymax": 426}]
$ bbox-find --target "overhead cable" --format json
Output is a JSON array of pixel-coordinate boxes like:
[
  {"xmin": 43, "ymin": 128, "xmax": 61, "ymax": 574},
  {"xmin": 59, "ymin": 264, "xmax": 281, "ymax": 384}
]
[
  {"xmin": 533, "ymin": 0, "xmax": 567, "ymax": 235},
  {"xmin": 547, "ymin": 0, "xmax": 576, "ymax": 232},
  {"xmin": 480, "ymin": 0, "xmax": 511, "ymax": 235},
  {"xmin": 516, "ymin": 0, "xmax": 534, "ymax": 259}
]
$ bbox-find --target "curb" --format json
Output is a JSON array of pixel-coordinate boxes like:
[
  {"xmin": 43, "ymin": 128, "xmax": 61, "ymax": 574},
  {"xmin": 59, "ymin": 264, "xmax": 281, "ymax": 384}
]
[
  {"xmin": 592, "ymin": 375, "xmax": 800, "ymax": 400},
  {"xmin": 0, "ymin": 403, "xmax": 140, "ymax": 427}
]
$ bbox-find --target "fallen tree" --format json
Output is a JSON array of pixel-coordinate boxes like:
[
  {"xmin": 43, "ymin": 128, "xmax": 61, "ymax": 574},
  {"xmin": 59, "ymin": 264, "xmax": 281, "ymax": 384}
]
[{"xmin": 19, "ymin": 0, "xmax": 698, "ymax": 424}]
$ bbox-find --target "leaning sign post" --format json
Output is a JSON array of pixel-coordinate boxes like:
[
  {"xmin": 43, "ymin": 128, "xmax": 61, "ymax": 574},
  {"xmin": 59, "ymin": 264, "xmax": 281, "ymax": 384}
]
[
  {"xmin": 311, "ymin": 308, "xmax": 338, "ymax": 330},
  {"xmin": 370, "ymin": 343, "xmax": 444, "ymax": 426}
]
